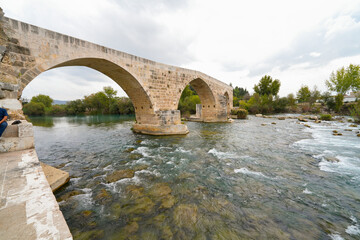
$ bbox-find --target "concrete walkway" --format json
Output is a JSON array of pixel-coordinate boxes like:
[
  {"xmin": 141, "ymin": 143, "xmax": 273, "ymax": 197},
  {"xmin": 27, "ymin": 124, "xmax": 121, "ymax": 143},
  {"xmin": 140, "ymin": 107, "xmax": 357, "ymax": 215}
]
[{"xmin": 0, "ymin": 149, "xmax": 72, "ymax": 240}]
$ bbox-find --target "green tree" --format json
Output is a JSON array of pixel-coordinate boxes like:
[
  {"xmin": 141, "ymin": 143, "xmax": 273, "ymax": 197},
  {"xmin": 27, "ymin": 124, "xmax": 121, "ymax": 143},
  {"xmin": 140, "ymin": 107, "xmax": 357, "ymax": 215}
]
[
  {"xmin": 233, "ymin": 87, "xmax": 249, "ymax": 99},
  {"xmin": 287, "ymin": 93, "xmax": 296, "ymax": 106},
  {"xmin": 335, "ymin": 94, "xmax": 344, "ymax": 112},
  {"xmin": 31, "ymin": 94, "xmax": 53, "ymax": 108},
  {"xmin": 309, "ymin": 86, "xmax": 321, "ymax": 105},
  {"xmin": 321, "ymin": 92, "xmax": 336, "ymax": 112},
  {"xmin": 297, "ymin": 85, "xmax": 311, "ymax": 103},
  {"xmin": 254, "ymin": 75, "xmax": 281, "ymax": 96},
  {"xmin": 23, "ymin": 102, "xmax": 45, "ymax": 116},
  {"xmin": 65, "ymin": 99, "xmax": 86, "ymax": 115},
  {"xmin": 326, "ymin": 64, "xmax": 360, "ymax": 95}
]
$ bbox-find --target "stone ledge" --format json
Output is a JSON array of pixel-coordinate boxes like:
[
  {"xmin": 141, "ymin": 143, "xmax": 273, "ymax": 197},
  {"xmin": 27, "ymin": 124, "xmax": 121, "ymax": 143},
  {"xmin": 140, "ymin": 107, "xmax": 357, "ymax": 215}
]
[{"xmin": 40, "ymin": 162, "xmax": 70, "ymax": 192}]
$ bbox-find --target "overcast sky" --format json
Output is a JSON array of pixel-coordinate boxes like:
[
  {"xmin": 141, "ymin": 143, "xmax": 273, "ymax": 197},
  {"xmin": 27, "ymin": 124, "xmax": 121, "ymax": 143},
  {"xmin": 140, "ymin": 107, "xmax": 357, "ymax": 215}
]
[{"xmin": 3, "ymin": 0, "xmax": 360, "ymax": 100}]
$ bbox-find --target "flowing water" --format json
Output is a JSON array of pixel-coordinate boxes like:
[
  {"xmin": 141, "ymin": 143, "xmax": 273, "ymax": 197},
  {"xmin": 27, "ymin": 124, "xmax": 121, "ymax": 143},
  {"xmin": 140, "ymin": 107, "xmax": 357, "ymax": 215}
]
[{"xmin": 30, "ymin": 115, "xmax": 360, "ymax": 240}]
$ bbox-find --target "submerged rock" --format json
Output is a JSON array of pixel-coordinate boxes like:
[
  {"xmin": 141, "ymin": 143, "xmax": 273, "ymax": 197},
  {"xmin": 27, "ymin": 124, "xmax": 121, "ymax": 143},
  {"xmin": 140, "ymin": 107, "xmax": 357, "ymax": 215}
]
[
  {"xmin": 132, "ymin": 165, "xmax": 149, "ymax": 171},
  {"xmin": 344, "ymin": 129, "xmax": 352, "ymax": 131},
  {"xmin": 271, "ymin": 122, "xmax": 276, "ymax": 125},
  {"xmin": 57, "ymin": 190, "xmax": 84, "ymax": 202},
  {"xmin": 357, "ymin": 134, "xmax": 360, "ymax": 137},
  {"xmin": 173, "ymin": 204, "xmax": 198, "ymax": 229},
  {"xmin": 110, "ymin": 222, "xmax": 139, "ymax": 240},
  {"xmin": 123, "ymin": 197, "xmax": 155, "ymax": 215},
  {"xmin": 106, "ymin": 169, "xmax": 135, "ymax": 183},
  {"xmin": 315, "ymin": 120, "xmax": 322, "ymax": 123},
  {"xmin": 350, "ymin": 124, "xmax": 358, "ymax": 127},
  {"xmin": 81, "ymin": 210, "xmax": 93, "ymax": 217},
  {"xmin": 95, "ymin": 188, "xmax": 112, "ymax": 203},
  {"xmin": 325, "ymin": 156, "xmax": 339, "ymax": 163},
  {"xmin": 161, "ymin": 225, "xmax": 173, "ymax": 239},
  {"xmin": 129, "ymin": 153, "xmax": 143, "ymax": 160},
  {"xmin": 125, "ymin": 185, "xmax": 144, "ymax": 199},
  {"xmin": 277, "ymin": 117, "xmax": 286, "ymax": 120},
  {"xmin": 261, "ymin": 123, "xmax": 267, "ymax": 126},
  {"xmin": 304, "ymin": 124, "xmax": 311, "ymax": 128},
  {"xmin": 73, "ymin": 230, "xmax": 104, "ymax": 240},
  {"xmin": 333, "ymin": 132, "xmax": 343, "ymax": 136},
  {"xmin": 160, "ymin": 194, "xmax": 176, "ymax": 209},
  {"xmin": 124, "ymin": 147, "xmax": 135, "ymax": 153},
  {"xmin": 148, "ymin": 183, "xmax": 172, "ymax": 198},
  {"xmin": 255, "ymin": 114, "xmax": 263, "ymax": 117}
]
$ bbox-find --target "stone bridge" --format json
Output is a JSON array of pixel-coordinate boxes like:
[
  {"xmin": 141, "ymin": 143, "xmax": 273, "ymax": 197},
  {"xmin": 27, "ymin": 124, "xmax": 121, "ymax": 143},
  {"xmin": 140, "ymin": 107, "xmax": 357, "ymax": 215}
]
[{"xmin": 0, "ymin": 9, "xmax": 233, "ymax": 135}]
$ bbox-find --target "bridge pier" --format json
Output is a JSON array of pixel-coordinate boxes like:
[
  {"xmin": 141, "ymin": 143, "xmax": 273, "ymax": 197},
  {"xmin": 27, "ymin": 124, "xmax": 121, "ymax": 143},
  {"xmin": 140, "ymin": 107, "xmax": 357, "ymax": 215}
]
[{"xmin": 133, "ymin": 110, "xmax": 189, "ymax": 135}]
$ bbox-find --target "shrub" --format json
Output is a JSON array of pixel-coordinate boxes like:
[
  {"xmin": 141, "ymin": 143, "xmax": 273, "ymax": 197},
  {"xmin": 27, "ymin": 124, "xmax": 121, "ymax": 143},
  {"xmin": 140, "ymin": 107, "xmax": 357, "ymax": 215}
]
[
  {"xmin": 231, "ymin": 109, "xmax": 248, "ymax": 119},
  {"xmin": 351, "ymin": 102, "xmax": 360, "ymax": 123},
  {"xmin": 23, "ymin": 102, "xmax": 45, "ymax": 116},
  {"xmin": 320, "ymin": 114, "xmax": 332, "ymax": 121},
  {"xmin": 237, "ymin": 109, "xmax": 248, "ymax": 119}
]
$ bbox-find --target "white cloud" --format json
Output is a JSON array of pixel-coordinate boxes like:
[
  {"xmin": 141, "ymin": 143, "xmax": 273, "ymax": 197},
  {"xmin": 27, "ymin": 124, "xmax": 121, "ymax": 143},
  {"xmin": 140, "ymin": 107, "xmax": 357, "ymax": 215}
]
[
  {"xmin": 2, "ymin": 0, "xmax": 360, "ymax": 100},
  {"xmin": 310, "ymin": 52, "xmax": 321, "ymax": 57}
]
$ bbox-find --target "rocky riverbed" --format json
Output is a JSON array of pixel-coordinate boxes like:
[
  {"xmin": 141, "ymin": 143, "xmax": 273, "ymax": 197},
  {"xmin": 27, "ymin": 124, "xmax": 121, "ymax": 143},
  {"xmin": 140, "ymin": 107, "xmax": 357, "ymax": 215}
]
[{"xmin": 30, "ymin": 115, "xmax": 360, "ymax": 240}]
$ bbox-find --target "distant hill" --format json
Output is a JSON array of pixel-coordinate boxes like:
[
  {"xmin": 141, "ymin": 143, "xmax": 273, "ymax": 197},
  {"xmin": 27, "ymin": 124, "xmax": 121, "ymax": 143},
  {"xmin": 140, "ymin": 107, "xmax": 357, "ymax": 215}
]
[{"xmin": 53, "ymin": 100, "xmax": 68, "ymax": 105}]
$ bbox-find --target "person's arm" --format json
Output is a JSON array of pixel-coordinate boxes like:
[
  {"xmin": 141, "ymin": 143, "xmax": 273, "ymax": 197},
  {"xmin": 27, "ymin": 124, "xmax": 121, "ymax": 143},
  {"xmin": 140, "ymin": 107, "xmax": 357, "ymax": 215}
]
[{"xmin": 0, "ymin": 116, "xmax": 7, "ymax": 124}]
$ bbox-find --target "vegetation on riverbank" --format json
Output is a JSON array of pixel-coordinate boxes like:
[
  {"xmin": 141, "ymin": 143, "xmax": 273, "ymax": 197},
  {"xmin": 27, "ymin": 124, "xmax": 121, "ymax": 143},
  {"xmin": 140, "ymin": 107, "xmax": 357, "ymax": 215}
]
[
  {"xmin": 231, "ymin": 64, "xmax": 360, "ymax": 122},
  {"xmin": 23, "ymin": 87, "xmax": 134, "ymax": 116}
]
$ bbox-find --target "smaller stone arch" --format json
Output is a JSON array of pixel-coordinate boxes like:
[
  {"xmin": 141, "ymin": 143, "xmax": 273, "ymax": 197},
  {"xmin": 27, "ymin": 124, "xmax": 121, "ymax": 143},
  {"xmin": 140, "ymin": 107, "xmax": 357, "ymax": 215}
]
[{"xmin": 176, "ymin": 77, "xmax": 217, "ymax": 121}]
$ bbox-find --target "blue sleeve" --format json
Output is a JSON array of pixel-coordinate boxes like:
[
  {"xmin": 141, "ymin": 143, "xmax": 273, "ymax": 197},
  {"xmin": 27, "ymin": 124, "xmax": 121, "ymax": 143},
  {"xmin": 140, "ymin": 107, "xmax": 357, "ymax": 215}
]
[{"xmin": 5, "ymin": 109, "xmax": 8, "ymax": 117}]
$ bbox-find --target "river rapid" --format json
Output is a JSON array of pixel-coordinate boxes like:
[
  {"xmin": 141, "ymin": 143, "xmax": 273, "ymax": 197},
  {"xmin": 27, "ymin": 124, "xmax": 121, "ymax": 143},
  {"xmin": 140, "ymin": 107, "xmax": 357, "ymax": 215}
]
[{"xmin": 30, "ymin": 115, "xmax": 360, "ymax": 240}]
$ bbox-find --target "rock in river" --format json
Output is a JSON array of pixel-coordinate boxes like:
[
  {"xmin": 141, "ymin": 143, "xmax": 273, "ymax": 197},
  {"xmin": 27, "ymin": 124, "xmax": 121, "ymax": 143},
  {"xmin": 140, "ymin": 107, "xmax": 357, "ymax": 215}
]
[
  {"xmin": 106, "ymin": 169, "xmax": 135, "ymax": 183},
  {"xmin": 173, "ymin": 204, "xmax": 198, "ymax": 229}
]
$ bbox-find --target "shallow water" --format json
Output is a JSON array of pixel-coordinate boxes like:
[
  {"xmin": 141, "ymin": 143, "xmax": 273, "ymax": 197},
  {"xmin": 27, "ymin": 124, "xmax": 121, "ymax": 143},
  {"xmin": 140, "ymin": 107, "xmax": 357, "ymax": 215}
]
[{"xmin": 31, "ymin": 115, "xmax": 360, "ymax": 240}]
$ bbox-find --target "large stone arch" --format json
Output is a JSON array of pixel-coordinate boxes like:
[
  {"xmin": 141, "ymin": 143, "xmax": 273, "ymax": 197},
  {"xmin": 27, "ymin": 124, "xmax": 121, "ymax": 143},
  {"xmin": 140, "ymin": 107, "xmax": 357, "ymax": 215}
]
[{"xmin": 20, "ymin": 58, "xmax": 156, "ymax": 125}]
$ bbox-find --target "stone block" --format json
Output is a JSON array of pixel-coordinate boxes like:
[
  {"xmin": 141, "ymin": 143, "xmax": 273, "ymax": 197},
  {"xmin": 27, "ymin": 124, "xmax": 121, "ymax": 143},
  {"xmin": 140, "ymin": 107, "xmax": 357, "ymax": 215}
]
[
  {"xmin": 2, "ymin": 124, "xmax": 18, "ymax": 137},
  {"xmin": 0, "ymin": 99, "xmax": 22, "ymax": 110},
  {"xmin": 0, "ymin": 136, "xmax": 34, "ymax": 152},
  {"xmin": 0, "ymin": 82, "xmax": 17, "ymax": 91},
  {"xmin": 18, "ymin": 122, "xmax": 33, "ymax": 137},
  {"xmin": 40, "ymin": 162, "xmax": 70, "ymax": 192}
]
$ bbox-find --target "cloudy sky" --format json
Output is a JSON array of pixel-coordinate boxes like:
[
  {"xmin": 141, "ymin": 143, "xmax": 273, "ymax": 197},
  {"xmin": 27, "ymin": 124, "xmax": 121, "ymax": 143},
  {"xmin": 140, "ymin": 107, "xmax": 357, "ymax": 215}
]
[{"xmin": 3, "ymin": 0, "xmax": 360, "ymax": 100}]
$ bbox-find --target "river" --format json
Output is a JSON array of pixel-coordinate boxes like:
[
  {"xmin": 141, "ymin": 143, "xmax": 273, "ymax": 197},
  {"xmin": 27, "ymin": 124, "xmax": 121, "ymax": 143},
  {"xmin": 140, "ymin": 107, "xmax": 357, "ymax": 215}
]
[{"xmin": 30, "ymin": 115, "xmax": 360, "ymax": 240}]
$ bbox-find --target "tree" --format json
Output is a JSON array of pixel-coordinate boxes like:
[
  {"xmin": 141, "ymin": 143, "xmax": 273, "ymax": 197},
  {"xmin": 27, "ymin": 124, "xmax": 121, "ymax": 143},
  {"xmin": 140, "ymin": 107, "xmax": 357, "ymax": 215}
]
[
  {"xmin": 309, "ymin": 85, "xmax": 321, "ymax": 105},
  {"xmin": 287, "ymin": 93, "xmax": 296, "ymax": 106},
  {"xmin": 254, "ymin": 75, "xmax": 281, "ymax": 96},
  {"xmin": 31, "ymin": 94, "xmax": 53, "ymax": 108},
  {"xmin": 23, "ymin": 102, "xmax": 45, "ymax": 116},
  {"xmin": 233, "ymin": 87, "xmax": 249, "ymax": 99},
  {"xmin": 326, "ymin": 64, "xmax": 360, "ymax": 95},
  {"xmin": 297, "ymin": 85, "xmax": 311, "ymax": 103}
]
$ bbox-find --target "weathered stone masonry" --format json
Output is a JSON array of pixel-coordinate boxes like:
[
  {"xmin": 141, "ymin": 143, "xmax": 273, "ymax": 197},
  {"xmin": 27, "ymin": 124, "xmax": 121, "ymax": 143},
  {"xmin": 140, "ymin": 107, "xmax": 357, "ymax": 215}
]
[{"xmin": 0, "ymin": 9, "xmax": 233, "ymax": 135}]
